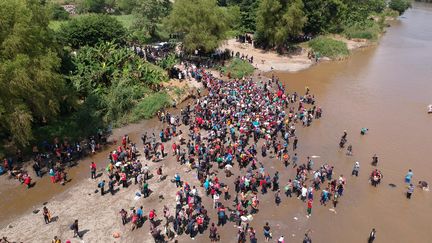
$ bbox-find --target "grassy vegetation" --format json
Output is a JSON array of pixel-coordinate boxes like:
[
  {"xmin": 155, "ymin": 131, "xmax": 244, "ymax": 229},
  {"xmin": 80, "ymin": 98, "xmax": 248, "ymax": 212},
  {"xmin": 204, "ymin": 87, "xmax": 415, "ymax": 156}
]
[
  {"xmin": 128, "ymin": 92, "xmax": 172, "ymax": 123},
  {"xmin": 113, "ymin": 14, "xmax": 136, "ymax": 29},
  {"xmin": 49, "ymin": 14, "xmax": 136, "ymax": 31},
  {"xmin": 343, "ymin": 23, "xmax": 381, "ymax": 40},
  {"xmin": 308, "ymin": 37, "xmax": 349, "ymax": 59},
  {"xmin": 221, "ymin": 58, "xmax": 255, "ymax": 79},
  {"xmin": 49, "ymin": 20, "xmax": 67, "ymax": 31}
]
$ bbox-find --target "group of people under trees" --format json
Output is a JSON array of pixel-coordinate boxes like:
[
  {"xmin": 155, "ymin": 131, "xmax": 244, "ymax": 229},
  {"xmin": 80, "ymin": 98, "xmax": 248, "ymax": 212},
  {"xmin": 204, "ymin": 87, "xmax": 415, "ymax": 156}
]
[{"xmin": 0, "ymin": 130, "xmax": 110, "ymax": 190}]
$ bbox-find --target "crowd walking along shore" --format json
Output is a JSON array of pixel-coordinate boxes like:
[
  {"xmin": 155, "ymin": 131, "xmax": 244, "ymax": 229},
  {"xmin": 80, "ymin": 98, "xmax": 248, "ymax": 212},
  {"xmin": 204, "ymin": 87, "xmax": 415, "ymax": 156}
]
[{"xmin": 1, "ymin": 57, "xmax": 429, "ymax": 243}]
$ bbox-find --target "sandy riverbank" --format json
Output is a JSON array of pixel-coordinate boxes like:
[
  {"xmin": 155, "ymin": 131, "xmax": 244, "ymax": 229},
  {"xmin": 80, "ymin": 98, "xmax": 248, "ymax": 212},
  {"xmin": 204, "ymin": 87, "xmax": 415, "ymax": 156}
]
[
  {"xmin": 220, "ymin": 36, "xmax": 372, "ymax": 73},
  {"xmin": 0, "ymin": 78, "xmax": 205, "ymax": 243},
  {"xmin": 0, "ymin": 109, "xmax": 206, "ymax": 243}
]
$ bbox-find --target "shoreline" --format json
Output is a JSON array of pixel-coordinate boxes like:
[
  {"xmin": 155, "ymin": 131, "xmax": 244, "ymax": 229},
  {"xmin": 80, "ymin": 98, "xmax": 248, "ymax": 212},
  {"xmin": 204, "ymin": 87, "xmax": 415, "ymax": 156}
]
[
  {"xmin": 0, "ymin": 78, "xmax": 203, "ymax": 228},
  {"xmin": 0, "ymin": 35, "xmax": 375, "ymax": 231},
  {"xmin": 220, "ymin": 35, "xmax": 376, "ymax": 73},
  {"xmin": 0, "ymin": 23, "xmax": 387, "ymax": 242}
]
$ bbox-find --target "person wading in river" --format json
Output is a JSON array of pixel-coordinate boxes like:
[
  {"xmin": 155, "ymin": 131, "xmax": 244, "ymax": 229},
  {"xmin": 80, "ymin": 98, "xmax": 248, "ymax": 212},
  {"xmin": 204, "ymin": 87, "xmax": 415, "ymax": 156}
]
[{"xmin": 368, "ymin": 228, "xmax": 376, "ymax": 243}]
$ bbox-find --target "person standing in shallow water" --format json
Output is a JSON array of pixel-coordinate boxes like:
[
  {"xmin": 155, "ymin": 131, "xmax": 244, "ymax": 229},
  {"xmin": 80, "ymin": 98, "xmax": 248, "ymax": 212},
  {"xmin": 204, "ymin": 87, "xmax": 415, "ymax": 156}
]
[
  {"xmin": 371, "ymin": 154, "xmax": 378, "ymax": 166},
  {"xmin": 406, "ymin": 184, "xmax": 414, "ymax": 199},
  {"xmin": 368, "ymin": 228, "xmax": 376, "ymax": 243},
  {"xmin": 263, "ymin": 222, "xmax": 271, "ymax": 241},
  {"xmin": 352, "ymin": 162, "xmax": 360, "ymax": 176},
  {"xmin": 405, "ymin": 169, "xmax": 413, "ymax": 184}
]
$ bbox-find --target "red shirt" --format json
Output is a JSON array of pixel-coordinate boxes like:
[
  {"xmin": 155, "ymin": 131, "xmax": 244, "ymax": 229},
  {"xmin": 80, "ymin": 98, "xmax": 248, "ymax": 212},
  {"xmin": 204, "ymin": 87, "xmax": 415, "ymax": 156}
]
[
  {"xmin": 307, "ymin": 200, "xmax": 313, "ymax": 209},
  {"xmin": 149, "ymin": 210, "xmax": 155, "ymax": 219}
]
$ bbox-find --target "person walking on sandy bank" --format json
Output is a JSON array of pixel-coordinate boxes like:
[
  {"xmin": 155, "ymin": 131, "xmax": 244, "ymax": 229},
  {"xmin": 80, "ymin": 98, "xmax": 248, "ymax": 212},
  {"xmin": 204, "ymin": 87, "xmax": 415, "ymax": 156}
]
[
  {"xmin": 43, "ymin": 206, "xmax": 51, "ymax": 224},
  {"xmin": 90, "ymin": 162, "xmax": 96, "ymax": 179},
  {"xmin": 70, "ymin": 219, "xmax": 79, "ymax": 238}
]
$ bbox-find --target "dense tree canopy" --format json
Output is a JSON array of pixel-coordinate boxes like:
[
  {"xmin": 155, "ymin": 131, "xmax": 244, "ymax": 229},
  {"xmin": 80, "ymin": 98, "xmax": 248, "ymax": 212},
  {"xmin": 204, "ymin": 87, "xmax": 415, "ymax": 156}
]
[
  {"xmin": 78, "ymin": 0, "xmax": 107, "ymax": 13},
  {"xmin": 70, "ymin": 42, "xmax": 167, "ymax": 96},
  {"xmin": 50, "ymin": 3, "xmax": 70, "ymax": 20},
  {"xmin": 70, "ymin": 42, "xmax": 168, "ymax": 122},
  {"xmin": 0, "ymin": 0, "xmax": 64, "ymax": 146},
  {"xmin": 255, "ymin": 0, "xmax": 306, "ymax": 49},
  {"xmin": 132, "ymin": 0, "xmax": 172, "ymax": 40},
  {"xmin": 117, "ymin": 0, "xmax": 138, "ymax": 14},
  {"xmin": 303, "ymin": 0, "xmax": 347, "ymax": 34},
  {"xmin": 166, "ymin": 0, "xmax": 230, "ymax": 53},
  {"xmin": 58, "ymin": 14, "xmax": 126, "ymax": 49}
]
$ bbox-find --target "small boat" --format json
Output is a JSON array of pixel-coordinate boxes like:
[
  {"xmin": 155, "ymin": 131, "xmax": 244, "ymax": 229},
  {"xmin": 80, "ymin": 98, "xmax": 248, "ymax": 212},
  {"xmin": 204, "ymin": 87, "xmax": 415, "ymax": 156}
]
[{"xmin": 428, "ymin": 105, "xmax": 432, "ymax": 113}]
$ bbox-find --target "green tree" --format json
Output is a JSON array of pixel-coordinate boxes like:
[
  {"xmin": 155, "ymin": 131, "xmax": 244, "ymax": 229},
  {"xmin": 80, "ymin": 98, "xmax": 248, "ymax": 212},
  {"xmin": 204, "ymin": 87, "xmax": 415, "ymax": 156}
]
[
  {"xmin": 50, "ymin": 3, "xmax": 70, "ymax": 20},
  {"xmin": 132, "ymin": 0, "xmax": 172, "ymax": 40},
  {"xmin": 302, "ymin": 0, "xmax": 347, "ymax": 34},
  {"xmin": 0, "ymin": 0, "xmax": 64, "ymax": 146},
  {"xmin": 58, "ymin": 14, "xmax": 126, "ymax": 49},
  {"xmin": 70, "ymin": 42, "xmax": 168, "ymax": 122},
  {"xmin": 78, "ymin": 0, "xmax": 106, "ymax": 13},
  {"xmin": 342, "ymin": 0, "xmax": 386, "ymax": 26},
  {"xmin": 70, "ymin": 42, "xmax": 167, "ymax": 97},
  {"xmin": 116, "ymin": 0, "xmax": 138, "ymax": 14},
  {"xmin": 389, "ymin": 0, "xmax": 411, "ymax": 15},
  {"xmin": 166, "ymin": 0, "xmax": 230, "ymax": 53},
  {"xmin": 255, "ymin": 0, "xmax": 306, "ymax": 49},
  {"xmin": 238, "ymin": 0, "xmax": 260, "ymax": 33},
  {"xmin": 218, "ymin": 0, "xmax": 259, "ymax": 33}
]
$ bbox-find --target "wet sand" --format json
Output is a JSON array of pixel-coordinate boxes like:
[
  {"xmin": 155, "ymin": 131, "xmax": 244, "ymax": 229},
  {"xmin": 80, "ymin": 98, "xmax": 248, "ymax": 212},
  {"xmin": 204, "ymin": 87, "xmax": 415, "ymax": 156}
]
[{"xmin": 2, "ymin": 3, "xmax": 432, "ymax": 243}]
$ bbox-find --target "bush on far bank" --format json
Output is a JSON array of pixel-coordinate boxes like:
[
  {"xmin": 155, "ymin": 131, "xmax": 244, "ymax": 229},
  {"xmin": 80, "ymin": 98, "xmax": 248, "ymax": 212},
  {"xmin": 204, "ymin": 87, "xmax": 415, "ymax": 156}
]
[
  {"xmin": 389, "ymin": 0, "xmax": 411, "ymax": 16},
  {"xmin": 221, "ymin": 58, "xmax": 254, "ymax": 79},
  {"xmin": 343, "ymin": 21, "xmax": 381, "ymax": 40},
  {"xmin": 308, "ymin": 37, "xmax": 349, "ymax": 59}
]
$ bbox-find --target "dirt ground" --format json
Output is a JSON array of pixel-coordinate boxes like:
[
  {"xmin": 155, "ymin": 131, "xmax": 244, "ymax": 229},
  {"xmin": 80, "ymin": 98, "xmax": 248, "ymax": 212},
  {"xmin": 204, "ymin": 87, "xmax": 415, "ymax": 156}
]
[
  {"xmin": 220, "ymin": 37, "xmax": 371, "ymax": 73},
  {"xmin": 220, "ymin": 39, "xmax": 313, "ymax": 72}
]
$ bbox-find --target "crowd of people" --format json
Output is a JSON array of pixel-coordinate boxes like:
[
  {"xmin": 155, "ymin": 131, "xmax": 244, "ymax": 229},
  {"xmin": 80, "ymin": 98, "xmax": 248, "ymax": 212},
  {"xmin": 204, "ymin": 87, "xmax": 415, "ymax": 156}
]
[
  {"xmin": 0, "ymin": 131, "xmax": 110, "ymax": 190},
  {"xmin": 1, "ymin": 63, "xmax": 430, "ymax": 243},
  {"xmin": 98, "ymin": 68, "xmax": 328, "ymax": 242}
]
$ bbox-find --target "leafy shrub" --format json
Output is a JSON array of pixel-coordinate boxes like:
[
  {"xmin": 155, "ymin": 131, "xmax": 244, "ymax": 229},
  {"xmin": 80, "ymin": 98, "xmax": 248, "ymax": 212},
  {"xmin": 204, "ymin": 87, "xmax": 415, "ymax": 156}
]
[
  {"xmin": 129, "ymin": 92, "xmax": 171, "ymax": 122},
  {"xmin": 389, "ymin": 0, "xmax": 411, "ymax": 16},
  {"xmin": 344, "ymin": 22, "xmax": 380, "ymax": 40},
  {"xmin": 50, "ymin": 4, "xmax": 70, "ymax": 20},
  {"xmin": 157, "ymin": 53, "xmax": 178, "ymax": 70},
  {"xmin": 58, "ymin": 14, "xmax": 126, "ymax": 48},
  {"xmin": 221, "ymin": 58, "xmax": 254, "ymax": 79},
  {"xmin": 308, "ymin": 37, "xmax": 349, "ymax": 59}
]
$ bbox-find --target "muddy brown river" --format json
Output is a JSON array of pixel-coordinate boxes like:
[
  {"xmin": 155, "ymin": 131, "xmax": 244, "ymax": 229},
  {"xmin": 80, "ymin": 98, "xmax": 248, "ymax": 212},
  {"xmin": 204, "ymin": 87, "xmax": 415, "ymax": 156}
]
[
  {"xmin": 1, "ymin": 3, "xmax": 432, "ymax": 243},
  {"xmin": 265, "ymin": 4, "xmax": 432, "ymax": 242}
]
